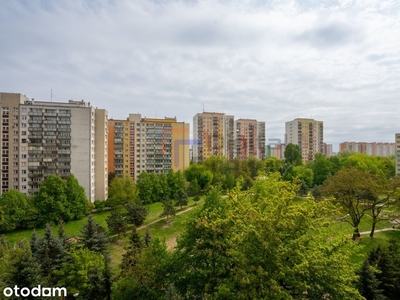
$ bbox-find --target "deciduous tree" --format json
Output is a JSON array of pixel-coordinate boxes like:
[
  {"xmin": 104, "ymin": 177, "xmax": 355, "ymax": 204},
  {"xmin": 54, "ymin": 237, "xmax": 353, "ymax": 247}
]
[
  {"xmin": 0, "ymin": 190, "xmax": 29, "ymax": 232},
  {"xmin": 108, "ymin": 176, "xmax": 139, "ymax": 207}
]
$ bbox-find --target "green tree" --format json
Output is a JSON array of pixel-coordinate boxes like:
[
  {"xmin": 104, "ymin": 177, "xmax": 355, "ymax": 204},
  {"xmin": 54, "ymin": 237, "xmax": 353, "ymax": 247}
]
[
  {"xmin": 172, "ymin": 175, "xmax": 363, "ymax": 299},
  {"xmin": 144, "ymin": 229, "xmax": 152, "ymax": 247},
  {"xmin": 175, "ymin": 188, "xmax": 188, "ymax": 210},
  {"xmin": 34, "ymin": 175, "xmax": 71, "ymax": 226},
  {"xmin": 32, "ymin": 223, "xmax": 66, "ymax": 284},
  {"xmin": 160, "ymin": 196, "xmax": 176, "ymax": 222},
  {"xmin": 120, "ymin": 226, "xmax": 143, "ymax": 275},
  {"xmin": 0, "ymin": 239, "xmax": 43, "ymax": 296},
  {"xmin": 309, "ymin": 153, "xmax": 332, "ymax": 186},
  {"xmin": 66, "ymin": 174, "xmax": 89, "ymax": 220},
  {"xmin": 293, "ymin": 165, "xmax": 314, "ymax": 187},
  {"xmin": 184, "ymin": 164, "xmax": 213, "ymax": 190},
  {"xmin": 81, "ymin": 215, "xmax": 109, "ymax": 255},
  {"xmin": 56, "ymin": 248, "xmax": 107, "ymax": 299},
  {"xmin": 136, "ymin": 172, "xmax": 158, "ymax": 204},
  {"xmin": 264, "ymin": 157, "xmax": 284, "ymax": 173},
  {"xmin": 124, "ymin": 203, "xmax": 149, "ymax": 227},
  {"xmin": 0, "ymin": 189, "xmax": 29, "ymax": 232},
  {"xmin": 108, "ymin": 176, "xmax": 139, "ymax": 207},
  {"xmin": 167, "ymin": 169, "xmax": 186, "ymax": 200},
  {"xmin": 368, "ymin": 242, "xmax": 400, "ymax": 299},
  {"xmin": 284, "ymin": 143, "xmax": 302, "ymax": 166},
  {"xmin": 112, "ymin": 237, "xmax": 171, "ymax": 300},
  {"xmin": 323, "ymin": 168, "xmax": 377, "ymax": 239},
  {"xmin": 357, "ymin": 259, "xmax": 386, "ymax": 300},
  {"xmin": 188, "ymin": 178, "xmax": 201, "ymax": 195},
  {"xmin": 106, "ymin": 212, "xmax": 127, "ymax": 239}
]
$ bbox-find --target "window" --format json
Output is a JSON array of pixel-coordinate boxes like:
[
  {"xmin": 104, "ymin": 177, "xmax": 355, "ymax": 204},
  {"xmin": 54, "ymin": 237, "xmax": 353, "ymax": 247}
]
[
  {"xmin": 21, "ymin": 170, "xmax": 26, "ymax": 174},
  {"xmin": 21, "ymin": 123, "xmax": 27, "ymax": 128},
  {"xmin": 21, "ymin": 115, "xmax": 27, "ymax": 120},
  {"xmin": 21, "ymin": 108, "xmax": 27, "ymax": 112}
]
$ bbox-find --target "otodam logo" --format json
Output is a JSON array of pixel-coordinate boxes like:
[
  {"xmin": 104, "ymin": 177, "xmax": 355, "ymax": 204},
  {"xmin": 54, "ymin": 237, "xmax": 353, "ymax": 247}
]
[{"xmin": 2, "ymin": 286, "xmax": 67, "ymax": 298}]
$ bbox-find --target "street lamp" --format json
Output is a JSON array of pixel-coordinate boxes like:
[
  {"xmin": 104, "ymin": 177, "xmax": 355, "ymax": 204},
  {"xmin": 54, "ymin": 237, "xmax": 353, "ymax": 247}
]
[{"xmin": 340, "ymin": 214, "xmax": 350, "ymax": 230}]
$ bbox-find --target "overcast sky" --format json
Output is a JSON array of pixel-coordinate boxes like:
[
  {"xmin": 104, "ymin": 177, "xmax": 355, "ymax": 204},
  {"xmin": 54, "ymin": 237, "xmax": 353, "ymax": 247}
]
[{"xmin": 1, "ymin": 0, "xmax": 400, "ymax": 151}]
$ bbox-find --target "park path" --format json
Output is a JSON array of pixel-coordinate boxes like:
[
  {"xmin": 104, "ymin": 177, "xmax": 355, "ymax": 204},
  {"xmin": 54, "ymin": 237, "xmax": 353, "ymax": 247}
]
[
  {"xmin": 137, "ymin": 205, "xmax": 197, "ymax": 230},
  {"xmin": 110, "ymin": 204, "xmax": 200, "ymax": 239},
  {"xmin": 359, "ymin": 227, "xmax": 400, "ymax": 235}
]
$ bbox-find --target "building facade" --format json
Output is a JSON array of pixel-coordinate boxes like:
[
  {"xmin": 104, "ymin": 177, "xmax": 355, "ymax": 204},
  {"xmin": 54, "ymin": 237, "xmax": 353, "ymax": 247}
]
[
  {"xmin": 108, "ymin": 114, "xmax": 189, "ymax": 179},
  {"xmin": 396, "ymin": 134, "xmax": 400, "ymax": 176},
  {"xmin": 193, "ymin": 112, "xmax": 234, "ymax": 163},
  {"xmin": 340, "ymin": 141, "xmax": 395, "ymax": 157},
  {"xmin": 285, "ymin": 118, "xmax": 324, "ymax": 162},
  {"xmin": 234, "ymin": 119, "xmax": 265, "ymax": 160},
  {"xmin": 0, "ymin": 92, "xmax": 108, "ymax": 201},
  {"xmin": 193, "ymin": 112, "xmax": 265, "ymax": 163}
]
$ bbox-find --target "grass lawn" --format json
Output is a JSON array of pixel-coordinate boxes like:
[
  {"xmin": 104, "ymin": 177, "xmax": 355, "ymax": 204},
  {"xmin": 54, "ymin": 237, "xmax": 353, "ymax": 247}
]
[
  {"xmin": 350, "ymin": 230, "xmax": 400, "ymax": 265},
  {"xmin": 108, "ymin": 198, "xmax": 204, "ymax": 271},
  {"xmin": 2, "ymin": 197, "xmax": 203, "ymax": 245}
]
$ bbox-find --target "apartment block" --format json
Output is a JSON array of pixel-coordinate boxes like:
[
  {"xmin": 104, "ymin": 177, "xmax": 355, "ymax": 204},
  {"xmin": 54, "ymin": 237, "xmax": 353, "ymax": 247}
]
[
  {"xmin": 235, "ymin": 119, "xmax": 265, "ymax": 160},
  {"xmin": 108, "ymin": 114, "xmax": 189, "ymax": 179},
  {"xmin": 0, "ymin": 92, "xmax": 108, "ymax": 202},
  {"xmin": 396, "ymin": 134, "xmax": 400, "ymax": 176},
  {"xmin": 193, "ymin": 112, "xmax": 265, "ymax": 162},
  {"xmin": 285, "ymin": 118, "xmax": 323, "ymax": 162},
  {"xmin": 323, "ymin": 143, "xmax": 333, "ymax": 157},
  {"xmin": 340, "ymin": 141, "xmax": 395, "ymax": 157},
  {"xmin": 193, "ymin": 112, "xmax": 234, "ymax": 163}
]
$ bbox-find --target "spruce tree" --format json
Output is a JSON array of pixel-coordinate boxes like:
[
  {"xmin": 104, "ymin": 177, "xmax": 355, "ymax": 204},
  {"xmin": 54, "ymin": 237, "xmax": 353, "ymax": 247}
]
[
  {"xmin": 144, "ymin": 229, "xmax": 152, "ymax": 247},
  {"xmin": 81, "ymin": 214, "xmax": 109, "ymax": 255},
  {"xmin": 10, "ymin": 241, "xmax": 43, "ymax": 291},
  {"xmin": 121, "ymin": 226, "xmax": 142, "ymax": 275},
  {"xmin": 33, "ymin": 223, "xmax": 66, "ymax": 284},
  {"xmin": 357, "ymin": 259, "xmax": 386, "ymax": 300}
]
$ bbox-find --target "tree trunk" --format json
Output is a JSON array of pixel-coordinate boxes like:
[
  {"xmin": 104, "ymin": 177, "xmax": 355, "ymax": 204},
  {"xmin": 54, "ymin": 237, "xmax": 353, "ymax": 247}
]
[{"xmin": 370, "ymin": 220, "xmax": 376, "ymax": 238}]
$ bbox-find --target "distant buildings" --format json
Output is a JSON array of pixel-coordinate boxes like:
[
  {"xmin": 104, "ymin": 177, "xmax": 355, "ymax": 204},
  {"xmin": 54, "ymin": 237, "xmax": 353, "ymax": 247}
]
[
  {"xmin": 339, "ymin": 141, "xmax": 395, "ymax": 157},
  {"xmin": 108, "ymin": 114, "xmax": 189, "ymax": 180},
  {"xmin": 396, "ymin": 134, "xmax": 400, "ymax": 176},
  {"xmin": 235, "ymin": 119, "xmax": 265, "ymax": 160},
  {"xmin": 323, "ymin": 143, "xmax": 333, "ymax": 157},
  {"xmin": 285, "ymin": 118, "xmax": 324, "ymax": 162},
  {"xmin": 193, "ymin": 112, "xmax": 265, "ymax": 163},
  {"xmin": 0, "ymin": 92, "xmax": 108, "ymax": 201}
]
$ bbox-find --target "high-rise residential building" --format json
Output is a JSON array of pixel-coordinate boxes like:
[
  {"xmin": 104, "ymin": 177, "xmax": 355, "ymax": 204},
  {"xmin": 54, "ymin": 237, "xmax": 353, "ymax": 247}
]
[
  {"xmin": 285, "ymin": 118, "xmax": 323, "ymax": 162},
  {"xmin": 235, "ymin": 119, "xmax": 265, "ymax": 160},
  {"xmin": 193, "ymin": 112, "xmax": 265, "ymax": 162},
  {"xmin": 323, "ymin": 143, "xmax": 333, "ymax": 157},
  {"xmin": 108, "ymin": 114, "xmax": 189, "ymax": 179},
  {"xmin": 340, "ymin": 141, "xmax": 395, "ymax": 157},
  {"xmin": 193, "ymin": 112, "xmax": 234, "ymax": 163},
  {"xmin": 0, "ymin": 92, "xmax": 108, "ymax": 202},
  {"xmin": 396, "ymin": 134, "xmax": 400, "ymax": 176}
]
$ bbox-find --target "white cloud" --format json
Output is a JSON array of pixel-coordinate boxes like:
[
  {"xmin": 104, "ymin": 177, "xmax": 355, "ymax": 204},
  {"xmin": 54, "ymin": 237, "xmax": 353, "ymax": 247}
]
[{"xmin": 1, "ymin": 0, "xmax": 400, "ymax": 151}]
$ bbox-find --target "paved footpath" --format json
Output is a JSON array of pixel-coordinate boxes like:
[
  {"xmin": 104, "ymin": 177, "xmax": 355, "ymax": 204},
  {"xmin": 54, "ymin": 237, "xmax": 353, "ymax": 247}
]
[{"xmin": 359, "ymin": 227, "xmax": 400, "ymax": 235}]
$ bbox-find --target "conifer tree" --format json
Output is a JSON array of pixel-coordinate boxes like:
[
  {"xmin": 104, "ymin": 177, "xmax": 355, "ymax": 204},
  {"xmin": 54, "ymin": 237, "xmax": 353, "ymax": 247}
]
[
  {"xmin": 81, "ymin": 214, "xmax": 109, "ymax": 255},
  {"xmin": 120, "ymin": 226, "xmax": 142, "ymax": 275},
  {"xmin": 357, "ymin": 259, "xmax": 386, "ymax": 300},
  {"xmin": 144, "ymin": 229, "xmax": 152, "ymax": 247},
  {"xmin": 33, "ymin": 223, "xmax": 66, "ymax": 284}
]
